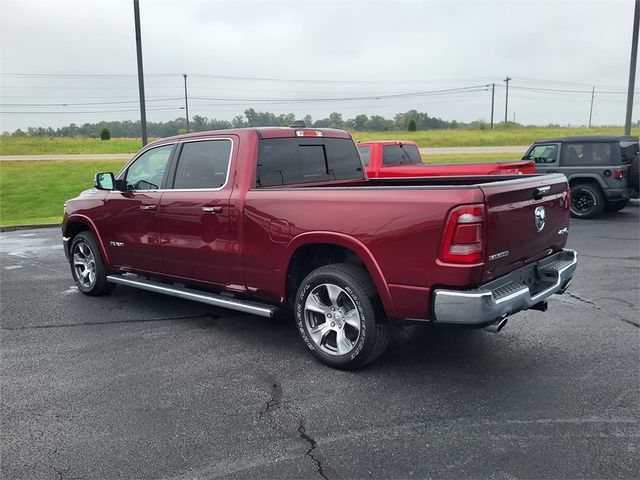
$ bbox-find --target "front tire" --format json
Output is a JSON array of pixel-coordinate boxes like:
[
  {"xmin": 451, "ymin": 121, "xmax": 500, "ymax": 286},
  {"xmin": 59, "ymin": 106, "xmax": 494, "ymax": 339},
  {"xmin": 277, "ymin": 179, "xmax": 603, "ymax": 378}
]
[
  {"xmin": 70, "ymin": 231, "xmax": 115, "ymax": 296},
  {"xmin": 294, "ymin": 263, "xmax": 390, "ymax": 369},
  {"xmin": 570, "ymin": 183, "xmax": 604, "ymax": 219}
]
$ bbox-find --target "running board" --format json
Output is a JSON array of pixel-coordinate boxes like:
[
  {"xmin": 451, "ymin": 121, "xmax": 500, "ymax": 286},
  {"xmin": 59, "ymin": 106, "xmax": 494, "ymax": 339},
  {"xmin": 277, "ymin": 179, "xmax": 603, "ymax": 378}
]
[{"xmin": 106, "ymin": 275, "xmax": 278, "ymax": 318}]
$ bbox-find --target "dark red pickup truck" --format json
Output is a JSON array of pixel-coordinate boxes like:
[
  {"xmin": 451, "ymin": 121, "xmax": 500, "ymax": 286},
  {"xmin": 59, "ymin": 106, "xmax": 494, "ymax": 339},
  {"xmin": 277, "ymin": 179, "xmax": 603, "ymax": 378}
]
[
  {"xmin": 358, "ymin": 140, "xmax": 535, "ymax": 178},
  {"xmin": 62, "ymin": 125, "xmax": 577, "ymax": 369}
]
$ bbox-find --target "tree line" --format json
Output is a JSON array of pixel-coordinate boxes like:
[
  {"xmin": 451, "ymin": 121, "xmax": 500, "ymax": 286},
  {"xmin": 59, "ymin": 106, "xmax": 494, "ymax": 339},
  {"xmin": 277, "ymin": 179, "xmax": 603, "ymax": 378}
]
[{"xmin": 4, "ymin": 109, "xmax": 487, "ymax": 138}]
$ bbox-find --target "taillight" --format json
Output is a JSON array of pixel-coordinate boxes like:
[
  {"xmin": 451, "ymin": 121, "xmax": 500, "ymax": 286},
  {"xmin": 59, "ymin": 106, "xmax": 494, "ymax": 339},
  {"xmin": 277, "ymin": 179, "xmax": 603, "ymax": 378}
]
[
  {"xmin": 613, "ymin": 169, "xmax": 624, "ymax": 180},
  {"xmin": 295, "ymin": 130, "xmax": 324, "ymax": 137},
  {"xmin": 439, "ymin": 204, "xmax": 485, "ymax": 264}
]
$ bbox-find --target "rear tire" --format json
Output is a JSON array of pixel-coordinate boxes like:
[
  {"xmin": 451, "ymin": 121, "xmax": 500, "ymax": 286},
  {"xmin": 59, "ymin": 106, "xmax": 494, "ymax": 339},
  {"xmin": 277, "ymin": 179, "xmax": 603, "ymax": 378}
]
[
  {"xmin": 604, "ymin": 199, "xmax": 629, "ymax": 212},
  {"xmin": 70, "ymin": 231, "xmax": 115, "ymax": 296},
  {"xmin": 294, "ymin": 263, "xmax": 390, "ymax": 369},
  {"xmin": 570, "ymin": 183, "xmax": 604, "ymax": 219}
]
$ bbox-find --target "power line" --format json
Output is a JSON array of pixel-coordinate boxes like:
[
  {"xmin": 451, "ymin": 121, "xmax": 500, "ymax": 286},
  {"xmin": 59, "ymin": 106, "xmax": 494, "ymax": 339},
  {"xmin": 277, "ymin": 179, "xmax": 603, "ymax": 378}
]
[{"xmin": 0, "ymin": 97, "xmax": 182, "ymax": 107}]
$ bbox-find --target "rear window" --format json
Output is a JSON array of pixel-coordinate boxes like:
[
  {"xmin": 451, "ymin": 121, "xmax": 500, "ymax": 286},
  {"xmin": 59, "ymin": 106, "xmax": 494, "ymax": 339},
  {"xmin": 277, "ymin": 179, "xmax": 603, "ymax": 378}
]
[
  {"xmin": 357, "ymin": 145, "xmax": 371, "ymax": 166},
  {"xmin": 619, "ymin": 141, "xmax": 639, "ymax": 165},
  {"xmin": 382, "ymin": 144, "xmax": 422, "ymax": 165},
  {"xmin": 561, "ymin": 142, "xmax": 612, "ymax": 166},
  {"xmin": 257, "ymin": 138, "xmax": 363, "ymax": 187}
]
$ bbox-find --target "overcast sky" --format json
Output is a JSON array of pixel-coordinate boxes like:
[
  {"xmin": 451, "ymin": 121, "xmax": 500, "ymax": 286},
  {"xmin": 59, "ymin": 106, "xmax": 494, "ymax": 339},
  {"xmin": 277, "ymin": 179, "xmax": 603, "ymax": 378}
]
[{"xmin": 0, "ymin": 0, "xmax": 638, "ymax": 132}]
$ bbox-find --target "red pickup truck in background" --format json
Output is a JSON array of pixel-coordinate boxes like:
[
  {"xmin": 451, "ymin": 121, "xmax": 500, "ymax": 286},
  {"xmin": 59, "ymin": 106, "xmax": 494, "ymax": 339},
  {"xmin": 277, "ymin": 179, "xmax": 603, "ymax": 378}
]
[
  {"xmin": 62, "ymin": 125, "xmax": 576, "ymax": 369},
  {"xmin": 358, "ymin": 140, "xmax": 535, "ymax": 178}
]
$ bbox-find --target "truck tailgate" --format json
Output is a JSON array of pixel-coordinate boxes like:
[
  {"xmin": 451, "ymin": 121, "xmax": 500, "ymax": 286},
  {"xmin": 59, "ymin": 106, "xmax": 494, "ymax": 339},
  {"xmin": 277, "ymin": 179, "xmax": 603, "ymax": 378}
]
[{"xmin": 480, "ymin": 174, "xmax": 570, "ymax": 282}]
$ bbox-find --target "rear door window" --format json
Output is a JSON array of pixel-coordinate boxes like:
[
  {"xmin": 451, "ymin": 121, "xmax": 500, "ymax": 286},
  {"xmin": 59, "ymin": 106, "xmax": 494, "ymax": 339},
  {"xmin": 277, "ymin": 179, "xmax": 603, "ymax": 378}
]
[
  {"xmin": 525, "ymin": 144, "xmax": 558, "ymax": 164},
  {"xmin": 257, "ymin": 137, "xmax": 363, "ymax": 187},
  {"xmin": 172, "ymin": 139, "xmax": 232, "ymax": 189},
  {"xmin": 382, "ymin": 144, "xmax": 422, "ymax": 165},
  {"xmin": 561, "ymin": 143, "xmax": 612, "ymax": 166}
]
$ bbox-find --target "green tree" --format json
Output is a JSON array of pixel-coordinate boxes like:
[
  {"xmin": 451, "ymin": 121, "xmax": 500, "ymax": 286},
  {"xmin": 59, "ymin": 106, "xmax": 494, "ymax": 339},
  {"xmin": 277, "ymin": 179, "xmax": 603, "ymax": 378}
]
[
  {"xmin": 100, "ymin": 128, "xmax": 111, "ymax": 140},
  {"xmin": 408, "ymin": 119, "xmax": 417, "ymax": 132}
]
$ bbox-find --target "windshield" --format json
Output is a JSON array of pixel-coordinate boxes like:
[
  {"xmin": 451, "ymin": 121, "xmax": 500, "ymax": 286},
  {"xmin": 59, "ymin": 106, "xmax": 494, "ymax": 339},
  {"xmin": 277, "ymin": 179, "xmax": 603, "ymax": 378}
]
[{"xmin": 383, "ymin": 144, "xmax": 422, "ymax": 166}]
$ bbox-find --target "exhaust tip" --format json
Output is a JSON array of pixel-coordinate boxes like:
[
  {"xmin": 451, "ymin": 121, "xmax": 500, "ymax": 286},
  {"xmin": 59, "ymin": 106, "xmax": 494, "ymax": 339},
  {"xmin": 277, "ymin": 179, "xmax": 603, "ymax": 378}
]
[{"xmin": 485, "ymin": 317, "xmax": 509, "ymax": 334}]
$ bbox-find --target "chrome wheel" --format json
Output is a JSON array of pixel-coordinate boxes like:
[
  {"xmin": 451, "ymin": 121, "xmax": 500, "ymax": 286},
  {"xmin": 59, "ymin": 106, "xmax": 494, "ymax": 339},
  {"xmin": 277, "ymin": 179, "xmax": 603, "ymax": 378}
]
[
  {"xmin": 304, "ymin": 283, "xmax": 361, "ymax": 356},
  {"xmin": 72, "ymin": 241, "xmax": 96, "ymax": 289}
]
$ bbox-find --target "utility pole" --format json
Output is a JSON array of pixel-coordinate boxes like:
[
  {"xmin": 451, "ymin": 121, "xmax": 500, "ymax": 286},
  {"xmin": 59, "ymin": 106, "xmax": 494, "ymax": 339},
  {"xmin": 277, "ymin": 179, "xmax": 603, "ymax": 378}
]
[
  {"xmin": 490, "ymin": 83, "xmax": 495, "ymax": 130},
  {"xmin": 624, "ymin": 0, "xmax": 639, "ymax": 135},
  {"xmin": 133, "ymin": 0, "xmax": 147, "ymax": 146},
  {"xmin": 503, "ymin": 76, "xmax": 512, "ymax": 124},
  {"xmin": 588, "ymin": 86, "xmax": 595, "ymax": 128},
  {"xmin": 183, "ymin": 74, "xmax": 190, "ymax": 133}
]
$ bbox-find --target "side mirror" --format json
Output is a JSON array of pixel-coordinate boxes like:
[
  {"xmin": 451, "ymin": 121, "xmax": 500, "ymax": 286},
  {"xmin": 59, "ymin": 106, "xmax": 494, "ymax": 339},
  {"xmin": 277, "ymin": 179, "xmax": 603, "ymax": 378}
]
[{"xmin": 94, "ymin": 172, "xmax": 115, "ymax": 190}]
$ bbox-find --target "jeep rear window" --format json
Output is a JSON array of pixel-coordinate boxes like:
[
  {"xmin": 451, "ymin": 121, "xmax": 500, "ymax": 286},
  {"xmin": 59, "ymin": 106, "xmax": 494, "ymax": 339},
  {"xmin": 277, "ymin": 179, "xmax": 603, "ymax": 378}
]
[
  {"xmin": 619, "ymin": 141, "xmax": 639, "ymax": 165},
  {"xmin": 561, "ymin": 142, "xmax": 612, "ymax": 166},
  {"xmin": 382, "ymin": 144, "xmax": 422, "ymax": 165},
  {"xmin": 257, "ymin": 137, "xmax": 363, "ymax": 187}
]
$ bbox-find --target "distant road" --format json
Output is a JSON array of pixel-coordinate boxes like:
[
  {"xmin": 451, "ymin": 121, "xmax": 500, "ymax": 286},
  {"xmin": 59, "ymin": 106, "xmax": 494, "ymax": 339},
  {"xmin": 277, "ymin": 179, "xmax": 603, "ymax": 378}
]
[
  {"xmin": 420, "ymin": 145, "xmax": 528, "ymax": 155},
  {"xmin": 0, "ymin": 145, "xmax": 529, "ymax": 161},
  {"xmin": 0, "ymin": 153, "xmax": 133, "ymax": 161}
]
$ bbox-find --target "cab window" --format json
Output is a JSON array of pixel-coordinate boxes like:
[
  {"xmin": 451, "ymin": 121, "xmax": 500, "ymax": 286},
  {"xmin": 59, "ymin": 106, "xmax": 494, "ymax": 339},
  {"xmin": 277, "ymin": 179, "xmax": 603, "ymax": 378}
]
[
  {"xmin": 526, "ymin": 144, "xmax": 558, "ymax": 164},
  {"xmin": 382, "ymin": 144, "xmax": 422, "ymax": 165},
  {"xmin": 357, "ymin": 145, "xmax": 371, "ymax": 166},
  {"xmin": 173, "ymin": 139, "xmax": 232, "ymax": 189},
  {"xmin": 124, "ymin": 144, "xmax": 174, "ymax": 190}
]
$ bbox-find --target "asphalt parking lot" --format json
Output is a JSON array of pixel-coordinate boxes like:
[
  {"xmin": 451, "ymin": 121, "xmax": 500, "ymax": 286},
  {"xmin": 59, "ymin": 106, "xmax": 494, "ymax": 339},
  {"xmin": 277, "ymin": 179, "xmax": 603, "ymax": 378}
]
[{"xmin": 1, "ymin": 204, "xmax": 639, "ymax": 479}]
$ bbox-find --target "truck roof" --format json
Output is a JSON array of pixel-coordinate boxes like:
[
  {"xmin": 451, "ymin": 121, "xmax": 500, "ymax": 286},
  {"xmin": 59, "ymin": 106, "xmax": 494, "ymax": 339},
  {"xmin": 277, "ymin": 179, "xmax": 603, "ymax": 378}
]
[
  {"xmin": 533, "ymin": 135, "xmax": 638, "ymax": 144},
  {"xmin": 357, "ymin": 140, "xmax": 418, "ymax": 146},
  {"xmin": 147, "ymin": 127, "xmax": 352, "ymax": 147}
]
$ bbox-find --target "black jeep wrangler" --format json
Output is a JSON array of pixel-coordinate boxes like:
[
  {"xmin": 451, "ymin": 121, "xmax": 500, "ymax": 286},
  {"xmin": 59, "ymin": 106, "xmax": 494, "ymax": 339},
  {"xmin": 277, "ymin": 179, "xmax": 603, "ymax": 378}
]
[{"xmin": 523, "ymin": 135, "xmax": 639, "ymax": 218}]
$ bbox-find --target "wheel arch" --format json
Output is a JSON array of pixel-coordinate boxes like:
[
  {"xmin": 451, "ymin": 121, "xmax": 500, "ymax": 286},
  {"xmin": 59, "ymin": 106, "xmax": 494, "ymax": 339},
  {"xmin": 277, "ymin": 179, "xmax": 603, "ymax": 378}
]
[
  {"xmin": 283, "ymin": 232, "xmax": 396, "ymax": 318},
  {"xmin": 567, "ymin": 174, "xmax": 605, "ymax": 190},
  {"xmin": 63, "ymin": 214, "xmax": 112, "ymax": 269}
]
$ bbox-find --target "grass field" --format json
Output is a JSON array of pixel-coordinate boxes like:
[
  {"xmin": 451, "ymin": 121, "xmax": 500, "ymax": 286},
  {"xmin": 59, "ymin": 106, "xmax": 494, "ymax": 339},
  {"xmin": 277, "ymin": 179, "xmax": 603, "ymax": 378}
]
[
  {"xmin": 352, "ymin": 126, "xmax": 638, "ymax": 147},
  {"xmin": 1, "ymin": 127, "xmax": 637, "ymax": 155},
  {"xmin": 0, "ymin": 153, "xmax": 520, "ymax": 226},
  {"xmin": 0, "ymin": 160, "xmax": 127, "ymax": 226},
  {"xmin": 0, "ymin": 137, "xmax": 144, "ymax": 156}
]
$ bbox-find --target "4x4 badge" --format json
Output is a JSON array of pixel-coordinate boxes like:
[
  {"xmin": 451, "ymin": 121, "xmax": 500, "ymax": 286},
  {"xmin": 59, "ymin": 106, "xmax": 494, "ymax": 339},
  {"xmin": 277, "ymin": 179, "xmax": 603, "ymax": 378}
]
[{"xmin": 535, "ymin": 206, "xmax": 546, "ymax": 232}]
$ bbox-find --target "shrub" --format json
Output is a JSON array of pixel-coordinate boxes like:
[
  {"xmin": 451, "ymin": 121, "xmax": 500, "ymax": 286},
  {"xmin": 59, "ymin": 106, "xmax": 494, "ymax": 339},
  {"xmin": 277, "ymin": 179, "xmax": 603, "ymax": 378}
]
[
  {"xmin": 100, "ymin": 128, "xmax": 111, "ymax": 141},
  {"xmin": 408, "ymin": 119, "xmax": 417, "ymax": 132}
]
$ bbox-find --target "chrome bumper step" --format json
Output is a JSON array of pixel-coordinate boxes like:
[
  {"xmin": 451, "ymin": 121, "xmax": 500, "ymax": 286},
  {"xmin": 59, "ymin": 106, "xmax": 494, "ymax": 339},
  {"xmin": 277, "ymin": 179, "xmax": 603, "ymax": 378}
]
[
  {"xmin": 106, "ymin": 274, "xmax": 278, "ymax": 318},
  {"xmin": 433, "ymin": 249, "xmax": 577, "ymax": 326}
]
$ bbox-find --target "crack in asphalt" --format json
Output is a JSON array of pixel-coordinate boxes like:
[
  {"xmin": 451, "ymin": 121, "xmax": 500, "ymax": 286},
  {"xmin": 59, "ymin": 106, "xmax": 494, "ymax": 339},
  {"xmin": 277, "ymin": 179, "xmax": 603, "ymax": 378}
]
[
  {"xmin": 1, "ymin": 313, "xmax": 218, "ymax": 331},
  {"xmin": 256, "ymin": 378, "xmax": 338, "ymax": 479},
  {"xmin": 46, "ymin": 448, "xmax": 70, "ymax": 480},
  {"xmin": 566, "ymin": 292, "xmax": 639, "ymax": 328},
  {"xmin": 298, "ymin": 420, "xmax": 338, "ymax": 480},
  {"xmin": 259, "ymin": 380, "xmax": 282, "ymax": 420}
]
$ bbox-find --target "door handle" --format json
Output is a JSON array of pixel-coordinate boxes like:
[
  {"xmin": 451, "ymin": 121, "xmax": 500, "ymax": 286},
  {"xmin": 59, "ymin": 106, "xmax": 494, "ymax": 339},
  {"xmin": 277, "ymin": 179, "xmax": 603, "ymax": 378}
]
[
  {"xmin": 139, "ymin": 204, "xmax": 157, "ymax": 211},
  {"xmin": 202, "ymin": 206, "xmax": 223, "ymax": 214}
]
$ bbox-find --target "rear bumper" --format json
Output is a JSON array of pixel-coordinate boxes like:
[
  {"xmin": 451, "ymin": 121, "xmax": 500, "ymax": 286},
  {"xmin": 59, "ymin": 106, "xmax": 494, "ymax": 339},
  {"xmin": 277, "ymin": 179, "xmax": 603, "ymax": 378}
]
[
  {"xmin": 603, "ymin": 187, "xmax": 632, "ymax": 201},
  {"xmin": 433, "ymin": 249, "xmax": 577, "ymax": 326}
]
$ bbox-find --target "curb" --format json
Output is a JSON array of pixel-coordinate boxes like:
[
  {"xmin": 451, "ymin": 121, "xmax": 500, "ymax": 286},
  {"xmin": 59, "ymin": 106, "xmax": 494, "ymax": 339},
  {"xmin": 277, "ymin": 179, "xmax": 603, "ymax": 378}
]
[{"xmin": 0, "ymin": 223, "xmax": 60, "ymax": 233}]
